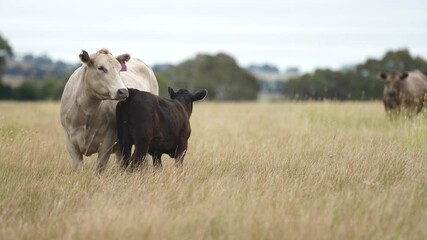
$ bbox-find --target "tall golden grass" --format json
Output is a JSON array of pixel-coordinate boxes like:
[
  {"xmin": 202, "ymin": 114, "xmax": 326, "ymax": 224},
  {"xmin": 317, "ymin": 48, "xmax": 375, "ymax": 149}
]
[{"xmin": 0, "ymin": 101, "xmax": 426, "ymax": 239}]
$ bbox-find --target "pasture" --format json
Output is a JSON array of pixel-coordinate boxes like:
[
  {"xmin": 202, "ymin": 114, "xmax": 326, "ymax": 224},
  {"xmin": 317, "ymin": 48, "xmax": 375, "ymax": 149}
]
[{"xmin": 0, "ymin": 101, "xmax": 426, "ymax": 239}]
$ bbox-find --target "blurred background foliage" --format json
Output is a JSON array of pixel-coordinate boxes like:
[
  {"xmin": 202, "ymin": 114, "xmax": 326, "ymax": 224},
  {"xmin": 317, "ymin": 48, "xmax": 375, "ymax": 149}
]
[
  {"xmin": 284, "ymin": 49, "xmax": 427, "ymax": 100},
  {"xmin": 1, "ymin": 33, "xmax": 427, "ymax": 101},
  {"xmin": 159, "ymin": 53, "xmax": 259, "ymax": 100}
]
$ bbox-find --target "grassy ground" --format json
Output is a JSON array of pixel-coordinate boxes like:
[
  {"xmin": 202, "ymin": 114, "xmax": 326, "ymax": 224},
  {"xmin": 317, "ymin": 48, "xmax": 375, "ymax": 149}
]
[{"xmin": 0, "ymin": 101, "xmax": 426, "ymax": 239}]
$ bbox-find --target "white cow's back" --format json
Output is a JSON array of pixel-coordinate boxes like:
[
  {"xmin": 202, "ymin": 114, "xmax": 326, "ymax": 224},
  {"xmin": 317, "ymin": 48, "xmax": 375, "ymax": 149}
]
[{"xmin": 121, "ymin": 58, "xmax": 159, "ymax": 94}]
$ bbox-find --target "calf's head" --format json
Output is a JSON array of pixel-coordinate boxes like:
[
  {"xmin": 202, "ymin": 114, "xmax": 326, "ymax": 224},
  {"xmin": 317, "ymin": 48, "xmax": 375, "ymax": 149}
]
[
  {"xmin": 79, "ymin": 49, "xmax": 130, "ymax": 100},
  {"xmin": 168, "ymin": 87, "xmax": 208, "ymax": 115},
  {"xmin": 379, "ymin": 71, "xmax": 408, "ymax": 100}
]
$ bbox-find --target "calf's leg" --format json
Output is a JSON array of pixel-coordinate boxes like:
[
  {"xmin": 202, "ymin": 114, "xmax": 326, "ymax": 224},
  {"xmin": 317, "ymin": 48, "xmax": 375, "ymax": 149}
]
[
  {"xmin": 121, "ymin": 142, "xmax": 133, "ymax": 169},
  {"xmin": 118, "ymin": 124, "xmax": 133, "ymax": 169},
  {"xmin": 153, "ymin": 153, "xmax": 163, "ymax": 168},
  {"xmin": 132, "ymin": 138, "xmax": 150, "ymax": 168},
  {"xmin": 175, "ymin": 140, "xmax": 188, "ymax": 168}
]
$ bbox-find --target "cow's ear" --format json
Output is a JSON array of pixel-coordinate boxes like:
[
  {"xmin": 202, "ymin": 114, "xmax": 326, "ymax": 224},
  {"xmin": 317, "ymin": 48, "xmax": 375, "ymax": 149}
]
[
  {"xmin": 79, "ymin": 50, "xmax": 91, "ymax": 65},
  {"xmin": 168, "ymin": 86, "xmax": 177, "ymax": 98},
  {"xmin": 116, "ymin": 54, "xmax": 131, "ymax": 63},
  {"xmin": 379, "ymin": 72, "xmax": 387, "ymax": 80},
  {"xmin": 192, "ymin": 89, "xmax": 208, "ymax": 101},
  {"xmin": 400, "ymin": 72, "xmax": 409, "ymax": 80}
]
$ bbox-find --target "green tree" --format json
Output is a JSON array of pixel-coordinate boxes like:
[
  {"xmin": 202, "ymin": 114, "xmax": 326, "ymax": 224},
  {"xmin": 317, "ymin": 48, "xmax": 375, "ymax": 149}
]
[
  {"xmin": 154, "ymin": 72, "xmax": 170, "ymax": 98},
  {"xmin": 165, "ymin": 53, "xmax": 259, "ymax": 101},
  {"xmin": 11, "ymin": 78, "xmax": 67, "ymax": 101},
  {"xmin": 0, "ymin": 81, "xmax": 13, "ymax": 99},
  {"xmin": 0, "ymin": 34, "xmax": 13, "ymax": 79},
  {"xmin": 39, "ymin": 78, "xmax": 67, "ymax": 100},
  {"xmin": 0, "ymin": 34, "xmax": 13, "ymax": 100}
]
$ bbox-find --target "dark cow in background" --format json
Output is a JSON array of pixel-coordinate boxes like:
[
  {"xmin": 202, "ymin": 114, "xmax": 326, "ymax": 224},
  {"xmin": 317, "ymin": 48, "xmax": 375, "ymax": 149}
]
[
  {"xmin": 379, "ymin": 70, "xmax": 427, "ymax": 116},
  {"xmin": 116, "ymin": 87, "xmax": 208, "ymax": 168}
]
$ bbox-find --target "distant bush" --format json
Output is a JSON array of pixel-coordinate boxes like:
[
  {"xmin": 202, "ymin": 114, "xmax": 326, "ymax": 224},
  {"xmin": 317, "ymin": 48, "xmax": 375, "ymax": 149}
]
[
  {"xmin": 0, "ymin": 78, "xmax": 67, "ymax": 101},
  {"xmin": 0, "ymin": 81, "xmax": 13, "ymax": 99},
  {"xmin": 163, "ymin": 53, "xmax": 259, "ymax": 101}
]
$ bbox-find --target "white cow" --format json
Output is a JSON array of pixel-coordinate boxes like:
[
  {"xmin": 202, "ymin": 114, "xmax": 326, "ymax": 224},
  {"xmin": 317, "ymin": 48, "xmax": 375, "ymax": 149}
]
[{"xmin": 60, "ymin": 48, "xmax": 159, "ymax": 172}]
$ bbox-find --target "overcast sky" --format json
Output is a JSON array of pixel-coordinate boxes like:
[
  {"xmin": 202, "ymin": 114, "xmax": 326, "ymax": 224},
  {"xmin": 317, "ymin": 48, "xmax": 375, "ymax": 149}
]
[{"xmin": 1, "ymin": 0, "xmax": 426, "ymax": 72}]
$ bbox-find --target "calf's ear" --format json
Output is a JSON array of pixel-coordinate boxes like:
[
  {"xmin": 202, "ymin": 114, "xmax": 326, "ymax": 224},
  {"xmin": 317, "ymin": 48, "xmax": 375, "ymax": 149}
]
[
  {"xmin": 168, "ymin": 86, "xmax": 177, "ymax": 98},
  {"xmin": 192, "ymin": 89, "xmax": 208, "ymax": 101},
  {"xmin": 400, "ymin": 72, "xmax": 409, "ymax": 80},
  {"xmin": 116, "ymin": 54, "xmax": 131, "ymax": 63},
  {"xmin": 79, "ymin": 50, "xmax": 91, "ymax": 65}
]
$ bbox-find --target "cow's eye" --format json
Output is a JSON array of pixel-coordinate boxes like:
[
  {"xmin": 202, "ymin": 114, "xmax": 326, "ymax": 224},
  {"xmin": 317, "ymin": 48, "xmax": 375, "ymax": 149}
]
[{"xmin": 97, "ymin": 66, "xmax": 108, "ymax": 73}]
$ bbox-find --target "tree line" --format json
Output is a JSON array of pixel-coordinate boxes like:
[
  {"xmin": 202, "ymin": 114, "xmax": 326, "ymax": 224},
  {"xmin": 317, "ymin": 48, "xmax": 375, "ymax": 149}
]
[
  {"xmin": 2, "ymin": 33, "xmax": 427, "ymax": 101},
  {"xmin": 0, "ymin": 78, "xmax": 66, "ymax": 100},
  {"xmin": 283, "ymin": 49, "xmax": 427, "ymax": 100},
  {"xmin": 0, "ymin": 34, "xmax": 74, "ymax": 100},
  {"xmin": 0, "ymin": 32, "xmax": 259, "ymax": 101}
]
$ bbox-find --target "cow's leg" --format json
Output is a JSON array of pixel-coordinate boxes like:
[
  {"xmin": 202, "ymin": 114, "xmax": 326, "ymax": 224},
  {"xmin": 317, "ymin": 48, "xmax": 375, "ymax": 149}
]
[
  {"xmin": 64, "ymin": 135, "xmax": 83, "ymax": 169},
  {"xmin": 130, "ymin": 153, "xmax": 151, "ymax": 167},
  {"xmin": 416, "ymin": 105, "xmax": 423, "ymax": 114},
  {"xmin": 132, "ymin": 138, "xmax": 150, "ymax": 168},
  {"xmin": 175, "ymin": 141, "xmax": 188, "ymax": 168},
  {"xmin": 416, "ymin": 97, "xmax": 425, "ymax": 114},
  {"xmin": 153, "ymin": 153, "xmax": 163, "ymax": 168},
  {"xmin": 120, "ymin": 133, "xmax": 133, "ymax": 169},
  {"xmin": 95, "ymin": 136, "xmax": 117, "ymax": 173},
  {"xmin": 121, "ymin": 142, "xmax": 133, "ymax": 169},
  {"xmin": 117, "ymin": 110, "xmax": 131, "ymax": 169}
]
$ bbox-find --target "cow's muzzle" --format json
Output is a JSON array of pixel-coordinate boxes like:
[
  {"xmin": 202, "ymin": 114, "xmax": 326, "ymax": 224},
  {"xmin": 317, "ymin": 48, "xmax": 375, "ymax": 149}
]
[{"xmin": 117, "ymin": 88, "xmax": 129, "ymax": 100}]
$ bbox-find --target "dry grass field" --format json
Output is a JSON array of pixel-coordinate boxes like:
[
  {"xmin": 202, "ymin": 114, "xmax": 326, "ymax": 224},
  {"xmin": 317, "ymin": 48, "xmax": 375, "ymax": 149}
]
[{"xmin": 0, "ymin": 101, "xmax": 426, "ymax": 239}]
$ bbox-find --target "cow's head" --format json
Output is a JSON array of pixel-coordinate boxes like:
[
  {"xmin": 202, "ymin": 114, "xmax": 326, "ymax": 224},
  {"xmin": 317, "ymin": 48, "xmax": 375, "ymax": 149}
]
[
  {"xmin": 79, "ymin": 49, "xmax": 130, "ymax": 100},
  {"xmin": 168, "ymin": 87, "xmax": 208, "ymax": 116},
  {"xmin": 379, "ymin": 71, "xmax": 408, "ymax": 100}
]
